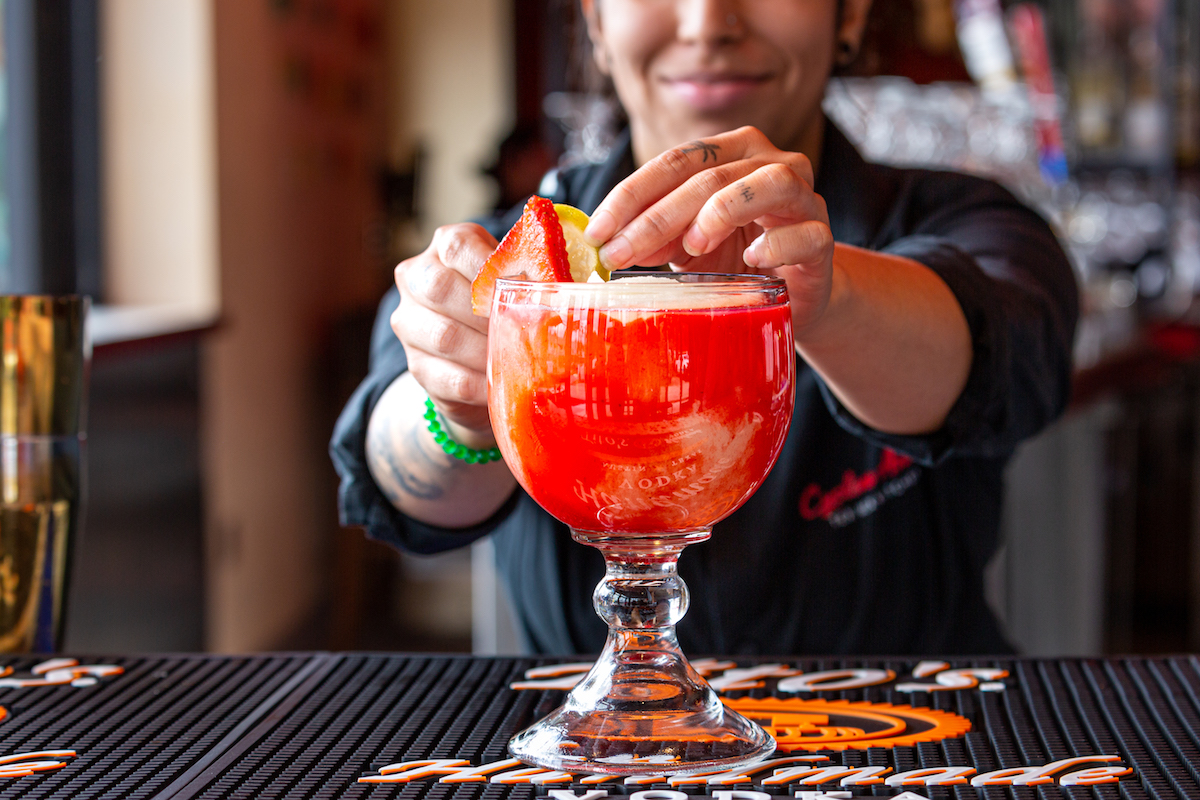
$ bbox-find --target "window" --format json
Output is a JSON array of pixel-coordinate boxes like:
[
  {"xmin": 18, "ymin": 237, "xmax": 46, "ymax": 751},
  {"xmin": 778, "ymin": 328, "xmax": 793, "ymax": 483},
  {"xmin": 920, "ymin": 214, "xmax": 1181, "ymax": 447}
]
[{"xmin": 0, "ymin": 0, "xmax": 101, "ymax": 297}]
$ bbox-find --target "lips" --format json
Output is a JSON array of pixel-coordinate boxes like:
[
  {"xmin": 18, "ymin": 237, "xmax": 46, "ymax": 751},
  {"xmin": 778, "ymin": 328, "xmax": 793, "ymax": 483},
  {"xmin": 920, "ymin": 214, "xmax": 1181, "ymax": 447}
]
[{"xmin": 663, "ymin": 73, "xmax": 770, "ymax": 111}]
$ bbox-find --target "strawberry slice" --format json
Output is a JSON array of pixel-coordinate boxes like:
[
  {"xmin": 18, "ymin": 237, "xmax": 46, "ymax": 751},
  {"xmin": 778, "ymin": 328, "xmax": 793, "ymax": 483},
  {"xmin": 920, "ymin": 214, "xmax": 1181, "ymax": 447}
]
[{"xmin": 472, "ymin": 195, "xmax": 572, "ymax": 317}]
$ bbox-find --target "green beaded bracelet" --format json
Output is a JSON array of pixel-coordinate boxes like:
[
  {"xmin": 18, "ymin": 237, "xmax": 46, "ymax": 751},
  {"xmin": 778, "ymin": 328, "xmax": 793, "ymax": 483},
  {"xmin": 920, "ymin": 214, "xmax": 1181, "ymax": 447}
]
[{"xmin": 423, "ymin": 397, "xmax": 503, "ymax": 464}]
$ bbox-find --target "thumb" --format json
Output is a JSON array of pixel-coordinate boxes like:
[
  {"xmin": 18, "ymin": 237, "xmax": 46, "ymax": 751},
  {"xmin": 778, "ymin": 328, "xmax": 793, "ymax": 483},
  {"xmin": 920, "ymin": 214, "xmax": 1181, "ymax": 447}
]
[{"xmin": 432, "ymin": 223, "xmax": 500, "ymax": 280}]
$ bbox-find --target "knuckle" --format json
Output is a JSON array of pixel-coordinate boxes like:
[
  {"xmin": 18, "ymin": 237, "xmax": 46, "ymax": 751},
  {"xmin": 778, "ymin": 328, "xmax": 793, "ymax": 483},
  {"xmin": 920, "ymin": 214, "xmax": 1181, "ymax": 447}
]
[
  {"xmin": 760, "ymin": 232, "xmax": 782, "ymax": 264},
  {"xmin": 395, "ymin": 254, "xmax": 422, "ymax": 287},
  {"xmin": 438, "ymin": 233, "xmax": 470, "ymax": 267},
  {"xmin": 429, "ymin": 224, "xmax": 455, "ymax": 248},
  {"xmin": 635, "ymin": 208, "xmax": 674, "ymax": 242},
  {"xmin": 608, "ymin": 178, "xmax": 637, "ymax": 205},
  {"xmin": 429, "ymin": 317, "xmax": 462, "ymax": 355},
  {"xmin": 433, "ymin": 224, "xmax": 484, "ymax": 265},
  {"xmin": 433, "ymin": 222, "xmax": 471, "ymax": 240},
  {"xmin": 423, "ymin": 264, "xmax": 459, "ymax": 305},
  {"xmin": 709, "ymin": 190, "xmax": 741, "ymax": 228},
  {"xmin": 605, "ymin": 181, "xmax": 639, "ymax": 216},
  {"xmin": 691, "ymin": 168, "xmax": 729, "ymax": 201},
  {"xmin": 741, "ymin": 125, "xmax": 768, "ymax": 146},
  {"xmin": 660, "ymin": 146, "xmax": 694, "ymax": 174},
  {"xmin": 801, "ymin": 222, "xmax": 833, "ymax": 254},
  {"xmin": 788, "ymin": 153, "xmax": 815, "ymax": 185},
  {"xmin": 407, "ymin": 360, "xmax": 429, "ymax": 390},
  {"xmin": 446, "ymin": 368, "xmax": 482, "ymax": 403},
  {"xmin": 814, "ymin": 193, "xmax": 829, "ymax": 219},
  {"xmin": 389, "ymin": 305, "xmax": 405, "ymax": 339},
  {"xmin": 762, "ymin": 161, "xmax": 799, "ymax": 191}
]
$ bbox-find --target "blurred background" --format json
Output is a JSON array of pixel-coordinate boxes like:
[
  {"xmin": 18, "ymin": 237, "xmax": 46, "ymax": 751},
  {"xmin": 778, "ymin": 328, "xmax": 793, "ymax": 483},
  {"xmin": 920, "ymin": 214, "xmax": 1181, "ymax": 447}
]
[{"xmin": 0, "ymin": 0, "xmax": 1197, "ymax": 658}]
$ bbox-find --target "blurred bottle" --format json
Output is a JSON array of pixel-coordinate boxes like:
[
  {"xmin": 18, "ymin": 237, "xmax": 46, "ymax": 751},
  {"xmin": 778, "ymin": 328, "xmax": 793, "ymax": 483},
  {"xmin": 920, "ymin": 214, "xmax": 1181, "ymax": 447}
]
[
  {"xmin": 1008, "ymin": 3, "xmax": 1069, "ymax": 186},
  {"xmin": 1177, "ymin": 0, "xmax": 1200, "ymax": 167},
  {"xmin": 1070, "ymin": 0, "xmax": 1123, "ymax": 155},
  {"xmin": 954, "ymin": 0, "xmax": 1019, "ymax": 93},
  {"xmin": 1122, "ymin": 0, "xmax": 1168, "ymax": 164}
]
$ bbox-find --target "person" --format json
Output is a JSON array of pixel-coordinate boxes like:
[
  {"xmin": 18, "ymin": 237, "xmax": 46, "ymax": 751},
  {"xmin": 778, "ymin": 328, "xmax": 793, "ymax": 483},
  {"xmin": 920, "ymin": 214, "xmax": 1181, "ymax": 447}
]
[{"xmin": 331, "ymin": 0, "xmax": 1078, "ymax": 656}]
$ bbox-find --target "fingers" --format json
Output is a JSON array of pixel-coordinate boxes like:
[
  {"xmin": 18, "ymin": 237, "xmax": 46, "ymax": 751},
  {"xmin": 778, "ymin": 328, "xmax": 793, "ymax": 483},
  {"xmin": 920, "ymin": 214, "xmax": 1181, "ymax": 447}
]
[
  {"xmin": 599, "ymin": 160, "xmax": 760, "ymax": 269},
  {"xmin": 586, "ymin": 127, "xmax": 817, "ymax": 271},
  {"xmin": 406, "ymin": 345, "xmax": 490, "ymax": 412},
  {"xmin": 743, "ymin": 219, "xmax": 835, "ymax": 271},
  {"xmin": 398, "ymin": 224, "xmax": 496, "ymax": 336},
  {"xmin": 392, "ymin": 223, "xmax": 497, "ymax": 416},
  {"xmin": 686, "ymin": 162, "xmax": 828, "ymax": 260},
  {"xmin": 392, "ymin": 296, "xmax": 490, "ymax": 415},
  {"xmin": 431, "ymin": 223, "xmax": 498, "ymax": 281},
  {"xmin": 586, "ymin": 127, "xmax": 762, "ymax": 243},
  {"xmin": 392, "ymin": 297, "xmax": 489, "ymax": 374}
]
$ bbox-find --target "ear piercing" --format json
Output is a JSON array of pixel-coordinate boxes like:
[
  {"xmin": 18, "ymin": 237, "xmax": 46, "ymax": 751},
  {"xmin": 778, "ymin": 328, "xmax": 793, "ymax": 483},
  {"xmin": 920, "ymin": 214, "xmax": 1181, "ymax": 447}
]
[{"xmin": 837, "ymin": 40, "xmax": 858, "ymax": 64}]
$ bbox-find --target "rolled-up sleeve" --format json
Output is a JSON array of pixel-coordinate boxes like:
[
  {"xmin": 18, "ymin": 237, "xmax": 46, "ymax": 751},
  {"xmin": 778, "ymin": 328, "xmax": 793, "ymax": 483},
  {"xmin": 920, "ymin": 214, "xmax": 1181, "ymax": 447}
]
[
  {"xmin": 329, "ymin": 287, "xmax": 519, "ymax": 553},
  {"xmin": 819, "ymin": 171, "xmax": 1079, "ymax": 464}
]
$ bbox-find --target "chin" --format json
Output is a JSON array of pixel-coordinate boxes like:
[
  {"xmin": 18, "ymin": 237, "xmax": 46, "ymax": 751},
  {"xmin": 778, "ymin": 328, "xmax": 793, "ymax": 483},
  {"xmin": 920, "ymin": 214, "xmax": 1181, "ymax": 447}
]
[{"xmin": 671, "ymin": 116, "xmax": 754, "ymax": 142}]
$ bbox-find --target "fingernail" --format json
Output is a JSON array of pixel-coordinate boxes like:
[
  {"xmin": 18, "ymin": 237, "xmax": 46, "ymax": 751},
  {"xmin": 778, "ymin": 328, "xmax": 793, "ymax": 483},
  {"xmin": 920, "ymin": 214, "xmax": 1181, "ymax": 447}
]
[
  {"xmin": 683, "ymin": 226, "xmax": 708, "ymax": 258},
  {"xmin": 600, "ymin": 236, "xmax": 632, "ymax": 270},
  {"xmin": 585, "ymin": 209, "xmax": 616, "ymax": 246}
]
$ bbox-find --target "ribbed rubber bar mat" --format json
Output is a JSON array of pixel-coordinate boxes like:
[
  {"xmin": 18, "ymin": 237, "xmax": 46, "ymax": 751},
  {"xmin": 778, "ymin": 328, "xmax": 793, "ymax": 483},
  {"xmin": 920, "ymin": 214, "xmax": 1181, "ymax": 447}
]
[
  {"xmin": 0, "ymin": 653, "xmax": 317, "ymax": 800},
  {"xmin": 1, "ymin": 654, "xmax": 1198, "ymax": 798}
]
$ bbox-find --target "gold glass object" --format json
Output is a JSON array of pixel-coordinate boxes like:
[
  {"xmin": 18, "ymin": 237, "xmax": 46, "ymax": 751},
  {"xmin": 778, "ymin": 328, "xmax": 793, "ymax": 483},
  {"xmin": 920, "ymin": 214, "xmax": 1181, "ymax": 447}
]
[{"xmin": 0, "ymin": 296, "xmax": 89, "ymax": 652}]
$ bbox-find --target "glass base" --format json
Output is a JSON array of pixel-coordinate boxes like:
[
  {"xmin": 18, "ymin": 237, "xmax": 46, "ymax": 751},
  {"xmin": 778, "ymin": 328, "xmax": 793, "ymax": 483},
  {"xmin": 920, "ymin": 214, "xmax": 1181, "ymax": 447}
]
[
  {"xmin": 508, "ymin": 684, "xmax": 775, "ymax": 775},
  {"xmin": 508, "ymin": 530, "xmax": 775, "ymax": 775}
]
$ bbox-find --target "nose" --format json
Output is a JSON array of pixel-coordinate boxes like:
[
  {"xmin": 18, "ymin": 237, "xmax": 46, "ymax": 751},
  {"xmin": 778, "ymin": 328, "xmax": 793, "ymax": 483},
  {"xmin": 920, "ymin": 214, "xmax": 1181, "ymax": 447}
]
[{"xmin": 676, "ymin": 0, "xmax": 744, "ymax": 45}]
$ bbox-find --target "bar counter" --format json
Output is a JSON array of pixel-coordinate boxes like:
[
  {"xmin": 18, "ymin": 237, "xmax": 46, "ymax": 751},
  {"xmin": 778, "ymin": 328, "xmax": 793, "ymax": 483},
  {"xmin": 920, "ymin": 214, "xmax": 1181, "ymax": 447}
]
[{"xmin": 0, "ymin": 652, "xmax": 1194, "ymax": 798}]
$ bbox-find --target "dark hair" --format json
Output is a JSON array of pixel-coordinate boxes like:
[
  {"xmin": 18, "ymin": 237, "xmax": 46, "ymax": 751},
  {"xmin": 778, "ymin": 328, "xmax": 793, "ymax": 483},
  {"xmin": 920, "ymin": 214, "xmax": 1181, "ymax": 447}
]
[
  {"xmin": 566, "ymin": 0, "xmax": 611, "ymax": 95},
  {"xmin": 566, "ymin": 0, "xmax": 627, "ymax": 125}
]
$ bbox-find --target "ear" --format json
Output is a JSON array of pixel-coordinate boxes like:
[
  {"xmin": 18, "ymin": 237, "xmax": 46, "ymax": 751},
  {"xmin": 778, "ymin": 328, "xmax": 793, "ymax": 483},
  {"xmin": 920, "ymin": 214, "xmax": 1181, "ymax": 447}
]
[
  {"xmin": 581, "ymin": 0, "xmax": 611, "ymax": 76},
  {"xmin": 836, "ymin": 0, "xmax": 873, "ymax": 58}
]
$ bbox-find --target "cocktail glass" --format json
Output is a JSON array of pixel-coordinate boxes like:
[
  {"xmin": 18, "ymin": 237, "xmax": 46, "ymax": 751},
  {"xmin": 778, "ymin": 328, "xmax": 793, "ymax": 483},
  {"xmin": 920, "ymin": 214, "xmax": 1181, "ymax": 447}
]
[{"xmin": 488, "ymin": 273, "xmax": 795, "ymax": 775}]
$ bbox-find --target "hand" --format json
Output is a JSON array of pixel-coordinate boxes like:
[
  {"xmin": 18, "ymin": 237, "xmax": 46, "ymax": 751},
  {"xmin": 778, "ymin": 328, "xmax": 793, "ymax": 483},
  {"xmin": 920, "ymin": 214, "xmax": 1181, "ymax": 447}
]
[
  {"xmin": 392, "ymin": 223, "xmax": 497, "ymax": 441},
  {"xmin": 585, "ymin": 126, "xmax": 836, "ymax": 337}
]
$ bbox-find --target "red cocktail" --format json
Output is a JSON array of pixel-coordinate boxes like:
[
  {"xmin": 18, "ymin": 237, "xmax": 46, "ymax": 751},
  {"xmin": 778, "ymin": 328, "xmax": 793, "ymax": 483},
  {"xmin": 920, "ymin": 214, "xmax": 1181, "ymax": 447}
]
[{"xmin": 489, "ymin": 273, "xmax": 794, "ymax": 775}]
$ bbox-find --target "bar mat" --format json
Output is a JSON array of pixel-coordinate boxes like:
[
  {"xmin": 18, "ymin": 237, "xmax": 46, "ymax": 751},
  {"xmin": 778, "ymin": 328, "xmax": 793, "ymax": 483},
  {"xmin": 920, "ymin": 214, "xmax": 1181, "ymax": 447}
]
[
  {"xmin": 161, "ymin": 655, "xmax": 1200, "ymax": 800},
  {"xmin": 0, "ymin": 653, "xmax": 315, "ymax": 800},
  {"xmin": 1, "ymin": 654, "xmax": 1198, "ymax": 799}
]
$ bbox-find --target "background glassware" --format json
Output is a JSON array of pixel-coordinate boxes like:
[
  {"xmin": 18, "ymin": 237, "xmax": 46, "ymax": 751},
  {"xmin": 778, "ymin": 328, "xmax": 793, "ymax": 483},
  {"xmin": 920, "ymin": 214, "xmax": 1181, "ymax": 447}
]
[{"xmin": 0, "ymin": 295, "xmax": 89, "ymax": 653}]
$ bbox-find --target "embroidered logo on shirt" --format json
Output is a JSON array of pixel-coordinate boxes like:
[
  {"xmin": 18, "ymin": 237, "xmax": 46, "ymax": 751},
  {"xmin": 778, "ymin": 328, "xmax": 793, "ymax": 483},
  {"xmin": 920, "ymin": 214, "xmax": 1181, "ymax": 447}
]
[{"xmin": 799, "ymin": 449, "xmax": 919, "ymax": 528}]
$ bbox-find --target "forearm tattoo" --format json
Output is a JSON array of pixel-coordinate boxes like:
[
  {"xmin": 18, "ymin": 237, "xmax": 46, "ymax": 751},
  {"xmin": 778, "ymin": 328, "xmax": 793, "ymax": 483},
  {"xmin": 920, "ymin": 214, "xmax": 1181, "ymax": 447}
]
[
  {"xmin": 368, "ymin": 413, "xmax": 463, "ymax": 505},
  {"xmin": 681, "ymin": 140, "xmax": 721, "ymax": 162}
]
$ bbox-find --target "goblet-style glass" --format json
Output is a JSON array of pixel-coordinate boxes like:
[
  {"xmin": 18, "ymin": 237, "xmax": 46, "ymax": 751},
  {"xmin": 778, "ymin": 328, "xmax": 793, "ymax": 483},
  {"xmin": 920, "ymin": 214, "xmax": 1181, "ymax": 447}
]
[{"xmin": 488, "ymin": 273, "xmax": 795, "ymax": 775}]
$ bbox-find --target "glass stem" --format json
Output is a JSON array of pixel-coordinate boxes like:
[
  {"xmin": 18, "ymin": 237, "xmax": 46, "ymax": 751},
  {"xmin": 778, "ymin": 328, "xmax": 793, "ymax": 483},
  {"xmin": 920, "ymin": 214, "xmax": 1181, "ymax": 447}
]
[
  {"xmin": 565, "ymin": 544, "xmax": 719, "ymax": 713},
  {"xmin": 595, "ymin": 548, "xmax": 688, "ymax": 640}
]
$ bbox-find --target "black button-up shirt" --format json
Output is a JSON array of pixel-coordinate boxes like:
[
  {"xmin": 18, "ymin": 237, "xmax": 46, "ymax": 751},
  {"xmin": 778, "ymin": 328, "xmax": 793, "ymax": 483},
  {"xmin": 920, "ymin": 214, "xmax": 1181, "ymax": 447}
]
[{"xmin": 330, "ymin": 120, "xmax": 1078, "ymax": 656}]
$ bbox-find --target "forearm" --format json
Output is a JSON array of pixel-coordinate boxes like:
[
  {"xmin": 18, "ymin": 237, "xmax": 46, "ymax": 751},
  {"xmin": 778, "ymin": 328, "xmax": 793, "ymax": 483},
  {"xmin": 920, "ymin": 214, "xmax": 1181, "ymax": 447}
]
[
  {"xmin": 366, "ymin": 371, "xmax": 517, "ymax": 528},
  {"xmin": 798, "ymin": 242, "xmax": 973, "ymax": 435}
]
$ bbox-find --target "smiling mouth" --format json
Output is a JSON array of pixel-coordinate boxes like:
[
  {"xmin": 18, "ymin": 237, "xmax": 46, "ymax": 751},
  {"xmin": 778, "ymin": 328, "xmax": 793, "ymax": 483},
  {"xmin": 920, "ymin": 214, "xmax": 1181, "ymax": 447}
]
[{"xmin": 663, "ymin": 75, "xmax": 770, "ymax": 110}]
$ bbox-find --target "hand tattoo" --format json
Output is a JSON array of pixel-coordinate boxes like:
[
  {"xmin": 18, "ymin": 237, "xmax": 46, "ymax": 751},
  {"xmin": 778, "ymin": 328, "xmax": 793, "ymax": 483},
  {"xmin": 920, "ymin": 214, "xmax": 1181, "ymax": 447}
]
[
  {"xmin": 681, "ymin": 140, "xmax": 721, "ymax": 163},
  {"xmin": 737, "ymin": 182, "xmax": 755, "ymax": 203}
]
